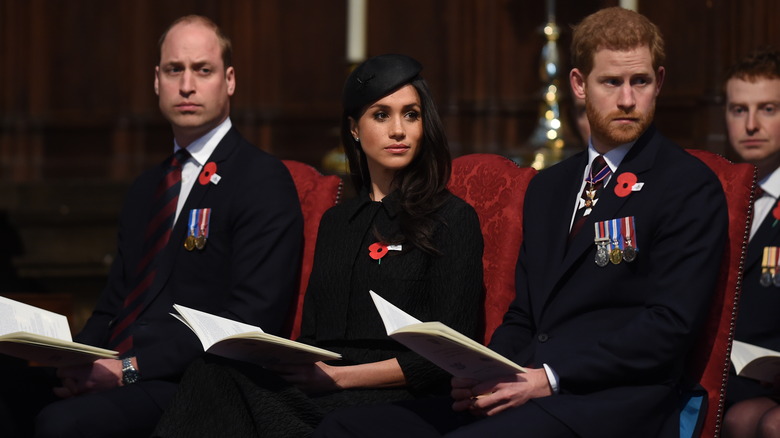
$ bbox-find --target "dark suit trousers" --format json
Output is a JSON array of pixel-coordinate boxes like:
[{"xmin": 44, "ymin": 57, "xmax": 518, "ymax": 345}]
[
  {"xmin": 35, "ymin": 380, "xmax": 177, "ymax": 438},
  {"xmin": 314, "ymin": 396, "xmax": 576, "ymax": 438},
  {"xmin": 0, "ymin": 355, "xmax": 177, "ymax": 438}
]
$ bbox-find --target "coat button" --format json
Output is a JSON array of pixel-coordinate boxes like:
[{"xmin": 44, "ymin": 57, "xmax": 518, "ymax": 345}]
[{"xmin": 537, "ymin": 333, "xmax": 549, "ymax": 342}]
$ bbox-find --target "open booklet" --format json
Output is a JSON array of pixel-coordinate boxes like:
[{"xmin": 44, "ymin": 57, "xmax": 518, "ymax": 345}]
[
  {"xmin": 370, "ymin": 290, "xmax": 525, "ymax": 380},
  {"xmin": 731, "ymin": 339, "xmax": 780, "ymax": 382},
  {"xmin": 172, "ymin": 304, "xmax": 341, "ymax": 366},
  {"xmin": 0, "ymin": 296, "xmax": 117, "ymax": 366}
]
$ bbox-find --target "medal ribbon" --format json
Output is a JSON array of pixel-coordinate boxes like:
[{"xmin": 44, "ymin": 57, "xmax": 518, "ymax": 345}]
[
  {"xmin": 594, "ymin": 221, "xmax": 606, "ymax": 241},
  {"xmin": 188, "ymin": 209, "xmax": 198, "ymax": 239},
  {"xmin": 623, "ymin": 216, "xmax": 638, "ymax": 250},
  {"xmin": 198, "ymin": 208, "xmax": 211, "ymax": 239},
  {"xmin": 775, "ymin": 247, "xmax": 780, "ymax": 278},
  {"xmin": 610, "ymin": 218, "xmax": 623, "ymax": 251},
  {"xmin": 586, "ymin": 162, "xmax": 612, "ymax": 185}
]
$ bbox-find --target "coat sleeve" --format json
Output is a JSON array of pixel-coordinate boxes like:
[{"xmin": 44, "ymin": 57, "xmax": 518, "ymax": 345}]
[{"xmin": 394, "ymin": 198, "xmax": 485, "ymax": 391}]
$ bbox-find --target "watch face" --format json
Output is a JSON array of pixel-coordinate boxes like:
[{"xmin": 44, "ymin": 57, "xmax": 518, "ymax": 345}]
[{"xmin": 122, "ymin": 358, "xmax": 140, "ymax": 385}]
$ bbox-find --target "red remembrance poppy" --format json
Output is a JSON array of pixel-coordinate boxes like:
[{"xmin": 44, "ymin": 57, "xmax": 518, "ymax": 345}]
[
  {"xmin": 368, "ymin": 242, "xmax": 388, "ymax": 261},
  {"xmin": 614, "ymin": 172, "xmax": 638, "ymax": 198},
  {"xmin": 199, "ymin": 162, "xmax": 218, "ymax": 185}
]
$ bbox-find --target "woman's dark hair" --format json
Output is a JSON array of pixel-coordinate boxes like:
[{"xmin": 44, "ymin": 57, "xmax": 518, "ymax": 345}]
[{"xmin": 340, "ymin": 75, "xmax": 452, "ymax": 255}]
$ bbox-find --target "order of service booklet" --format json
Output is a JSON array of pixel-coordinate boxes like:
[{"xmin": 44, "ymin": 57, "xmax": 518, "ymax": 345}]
[
  {"xmin": 172, "ymin": 304, "xmax": 341, "ymax": 366},
  {"xmin": 0, "ymin": 296, "xmax": 118, "ymax": 366},
  {"xmin": 731, "ymin": 339, "xmax": 780, "ymax": 382},
  {"xmin": 369, "ymin": 290, "xmax": 526, "ymax": 380}
]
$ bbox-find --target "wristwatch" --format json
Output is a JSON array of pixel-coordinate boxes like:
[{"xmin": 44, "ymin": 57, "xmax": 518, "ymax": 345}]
[{"xmin": 121, "ymin": 357, "xmax": 140, "ymax": 385}]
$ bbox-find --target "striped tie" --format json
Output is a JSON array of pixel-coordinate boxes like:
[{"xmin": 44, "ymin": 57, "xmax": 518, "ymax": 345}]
[{"xmin": 109, "ymin": 149, "xmax": 190, "ymax": 355}]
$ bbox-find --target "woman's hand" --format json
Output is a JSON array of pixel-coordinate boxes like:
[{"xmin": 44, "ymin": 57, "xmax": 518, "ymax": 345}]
[
  {"xmin": 270, "ymin": 361, "xmax": 342, "ymax": 394},
  {"xmin": 268, "ymin": 358, "xmax": 406, "ymax": 394}
]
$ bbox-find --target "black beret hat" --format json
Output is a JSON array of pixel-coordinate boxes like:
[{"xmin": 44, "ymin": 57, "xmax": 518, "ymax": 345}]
[{"xmin": 342, "ymin": 54, "xmax": 423, "ymax": 115}]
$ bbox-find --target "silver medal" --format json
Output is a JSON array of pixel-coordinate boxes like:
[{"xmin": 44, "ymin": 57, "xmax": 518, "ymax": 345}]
[
  {"xmin": 622, "ymin": 245, "xmax": 637, "ymax": 263},
  {"xmin": 595, "ymin": 240, "xmax": 609, "ymax": 267},
  {"xmin": 761, "ymin": 271, "xmax": 773, "ymax": 287}
]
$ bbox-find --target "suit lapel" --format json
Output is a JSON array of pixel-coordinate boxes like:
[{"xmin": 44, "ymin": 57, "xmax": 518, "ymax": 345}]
[{"xmin": 536, "ymin": 154, "xmax": 590, "ymax": 299}]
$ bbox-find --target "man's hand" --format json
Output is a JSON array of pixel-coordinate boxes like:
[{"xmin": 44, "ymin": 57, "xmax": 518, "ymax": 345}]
[
  {"xmin": 450, "ymin": 368, "xmax": 553, "ymax": 417},
  {"xmin": 52, "ymin": 358, "xmax": 126, "ymax": 398}
]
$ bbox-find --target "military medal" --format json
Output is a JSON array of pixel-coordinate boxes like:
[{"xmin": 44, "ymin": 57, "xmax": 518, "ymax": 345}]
[
  {"xmin": 761, "ymin": 247, "xmax": 774, "ymax": 287},
  {"xmin": 609, "ymin": 244, "xmax": 623, "ymax": 265},
  {"xmin": 584, "ymin": 159, "xmax": 611, "ymax": 209},
  {"xmin": 585, "ymin": 188, "xmax": 596, "ymax": 208},
  {"xmin": 773, "ymin": 247, "xmax": 780, "ymax": 287},
  {"xmin": 609, "ymin": 219, "xmax": 623, "ymax": 264},
  {"xmin": 185, "ymin": 208, "xmax": 211, "ymax": 251},
  {"xmin": 184, "ymin": 209, "xmax": 198, "ymax": 251},
  {"xmin": 622, "ymin": 216, "xmax": 637, "ymax": 263},
  {"xmin": 594, "ymin": 222, "xmax": 610, "ymax": 267},
  {"xmin": 195, "ymin": 208, "xmax": 211, "ymax": 250}
]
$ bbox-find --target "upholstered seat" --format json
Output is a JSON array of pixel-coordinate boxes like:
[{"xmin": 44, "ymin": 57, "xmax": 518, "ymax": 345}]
[
  {"xmin": 683, "ymin": 149, "xmax": 755, "ymax": 438},
  {"xmin": 281, "ymin": 160, "xmax": 342, "ymax": 340},
  {"xmin": 447, "ymin": 153, "xmax": 537, "ymax": 344}
]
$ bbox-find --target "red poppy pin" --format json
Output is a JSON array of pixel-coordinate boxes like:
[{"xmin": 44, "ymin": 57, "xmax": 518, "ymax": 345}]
[
  {"xmin": 614, "ymin": 172, "xmax": 638, "ymax": 198},
  {"xmin": 369, "ymin": 242, "xmax": 389, "ymax": 264},
  {"xmin": 199, "ymin": 162, "xmax": 220, "ymax": 185},
  {"xmin": 772, "ymin": 200, "xmax": 780, "ymax": 227}
]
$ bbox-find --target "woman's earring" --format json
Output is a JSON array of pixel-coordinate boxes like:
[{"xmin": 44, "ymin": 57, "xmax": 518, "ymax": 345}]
[{"xmin": 354, "ymin": 137, "xmax": 359, "ymax": 142}]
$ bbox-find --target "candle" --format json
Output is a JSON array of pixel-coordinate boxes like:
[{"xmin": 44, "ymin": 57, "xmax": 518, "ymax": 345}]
[
  {"xmin": 619, "ymin": 0, "xmax": 638, "ymax": 11},
  {"xmin": 347, "ymin": 0, "xmax": 367, "ymax": 63}
]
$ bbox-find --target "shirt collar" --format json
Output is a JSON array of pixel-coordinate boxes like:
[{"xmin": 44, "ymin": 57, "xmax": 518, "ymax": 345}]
[
  {"xmin": 347, "ymin": 188, "xmax": 402, "ymax": 221},
  {"xmin": 173, "ymin": 117, "xmax": 232, "ymax": 165},
  {"xmin": 587, "ymin": 138, "xmax": 634, "ymax": 173},
  {"xmin": 759, "ymin": 166, "xmax": 780, "ymax": 199}
]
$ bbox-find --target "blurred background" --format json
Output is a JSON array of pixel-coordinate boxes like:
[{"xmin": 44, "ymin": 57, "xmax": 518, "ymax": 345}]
[{"xmin": 0, "ymin": 0, "xmax": 776, "ymax": 330}]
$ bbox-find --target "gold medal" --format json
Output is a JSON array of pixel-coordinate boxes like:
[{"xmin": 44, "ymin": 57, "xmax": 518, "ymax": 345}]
[
  {"xmin": 184, "ymin": 235, "xmax": 196, "ymax": 251},
  {"xmin": 195, "ymin": 235, "xmax": 206, "ymax": 250},
  {"xmin": 610, "ymin": 248, "xmax": 622, "ymax": 265}
]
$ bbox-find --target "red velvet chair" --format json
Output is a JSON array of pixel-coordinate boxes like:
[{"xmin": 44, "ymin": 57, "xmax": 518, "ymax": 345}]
[
  {"xmin": 281, "ymin": 160, "xmax": 342, "ymax": 340},
  {"xmin": 683, "ymin": 149, "xmax": 755, "ymax": 438},
  {"xmin": 447, "ymin": 154, "xmax": 537, "ymax": 344}
]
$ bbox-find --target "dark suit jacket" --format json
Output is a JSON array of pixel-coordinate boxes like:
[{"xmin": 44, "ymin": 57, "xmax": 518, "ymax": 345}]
[
  {"xmin": 489, "ymin": 126, "xmax": 727, "ymax": 438},
  {"xmin": 76, "ymin": 127, "xmax": 303, "ymax": 387},
  {"xmin": 727, "ymin": 206, "xmax": 780, "ymax": 403}
]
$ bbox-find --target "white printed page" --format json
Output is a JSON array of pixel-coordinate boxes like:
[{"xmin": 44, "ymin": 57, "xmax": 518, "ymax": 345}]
[
  {"xmin": 173, "ymin": 304, "xmax": 262, "ymax": 350},
  {"xmin": 369, "ymin": 290, "xmax": 422, "ymax": 334},
  {"xmin": 0, "ymin": 296, "xmax": 72, "ymax": 341}
]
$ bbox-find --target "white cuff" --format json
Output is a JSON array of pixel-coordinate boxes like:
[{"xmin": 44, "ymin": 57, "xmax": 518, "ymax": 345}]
[{"xmin": 542, "ymin": 363, "xmax": 560, "ymax": 394}]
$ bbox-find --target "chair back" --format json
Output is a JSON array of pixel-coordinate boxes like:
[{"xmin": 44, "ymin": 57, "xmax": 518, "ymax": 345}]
[
  {"xmin": 448, "ymin": 154, "xmax": 537, "ymax": 344},
  {"xmin": 684, "ymin": 149, "xmax": 755, "ymax": 438},
  {"xmin": 281, "ymin": 160, "xmax": 342, "ymax": 339}
]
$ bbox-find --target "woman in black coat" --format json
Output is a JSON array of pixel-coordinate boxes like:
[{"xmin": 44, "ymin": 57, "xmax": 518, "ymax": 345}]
[{"xmin": 153, "ymin": 54, "xmax": 484, "ymax": 437}]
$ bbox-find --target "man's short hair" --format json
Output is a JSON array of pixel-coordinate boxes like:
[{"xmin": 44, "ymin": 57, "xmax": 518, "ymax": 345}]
[
  {"xmin": 725, "ymin": 46, "xmax": 780, "ymax": 85},
  {"xmin": 158, "ymin": 15, "xmax": 233, "ymax": 69},
  {"xmin": 571, "ymin": 7, "xmax": 665, "ymax": 76}
]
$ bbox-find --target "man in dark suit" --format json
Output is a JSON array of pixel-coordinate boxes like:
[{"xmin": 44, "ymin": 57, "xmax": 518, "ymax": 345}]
[
  {"xmin": 722, "ymin": 46, "xmax": 780, "ymax": 437},
  {"xmin": 314, "ymin": 7, "xmax": 727, "ymax": 438},
  {"xmin": 0, "ymin": 15, "xmax": 303, "ymax": 437}
]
